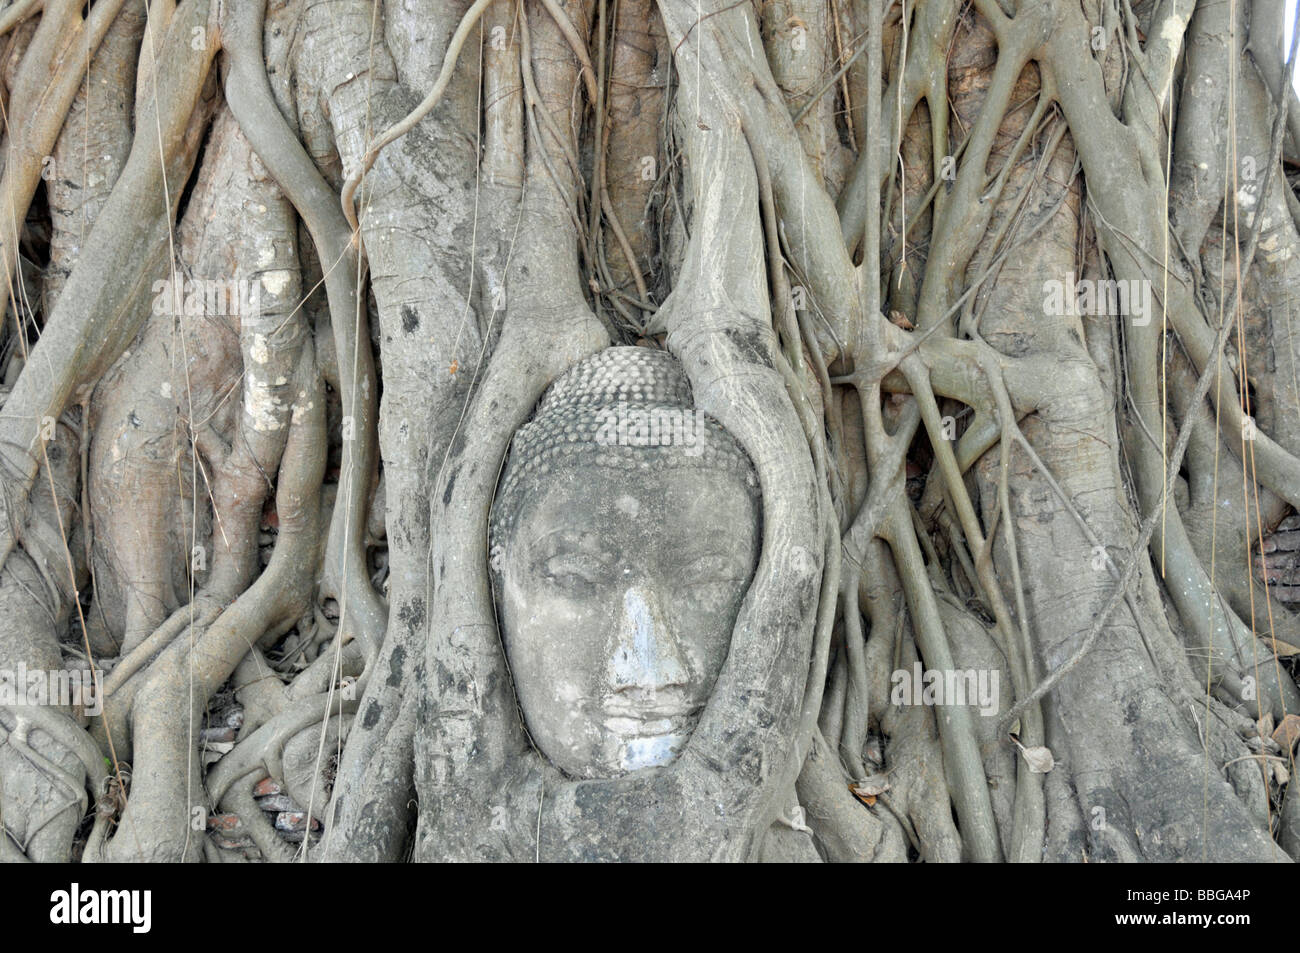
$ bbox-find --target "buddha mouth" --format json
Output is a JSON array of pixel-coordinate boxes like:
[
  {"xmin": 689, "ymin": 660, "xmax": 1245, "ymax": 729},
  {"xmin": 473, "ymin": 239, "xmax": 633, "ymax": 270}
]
[{"xmin": 603, "ymin": 700, "xmax": 702, "ymax": 739}]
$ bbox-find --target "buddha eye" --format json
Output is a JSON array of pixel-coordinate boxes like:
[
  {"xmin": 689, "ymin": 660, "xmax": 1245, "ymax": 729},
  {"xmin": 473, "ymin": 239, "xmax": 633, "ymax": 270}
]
[{"xmin": 543, "ymin": 552, "xmax": 611, "ymax": 588}]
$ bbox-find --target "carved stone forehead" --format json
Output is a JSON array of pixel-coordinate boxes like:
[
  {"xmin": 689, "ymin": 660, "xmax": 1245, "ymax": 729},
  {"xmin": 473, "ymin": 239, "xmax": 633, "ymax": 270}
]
[{"xmin": 490, "ymin": 346, "xmax": 759, "ymax": 547}]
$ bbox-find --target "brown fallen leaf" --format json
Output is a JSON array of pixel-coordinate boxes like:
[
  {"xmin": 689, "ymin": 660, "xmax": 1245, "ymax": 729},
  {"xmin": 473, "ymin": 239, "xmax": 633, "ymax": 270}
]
[
  {"xmin": 1268, "ymin": 638, "xmax": 1300, "ymax": 657},
  {"xmin": 1272, "ymin": 714, "xmax": 1300, "ymax": 752},
  {"xmin": 850, "ymin": 774, "xmax": 891, "ymax": 798},
  {"xmin": 449, "ymin": 359, "xmax": 459, "ymax": 375},
  {"xmin": 889, "ymin": 310, "xmax": 914, "ymax": 330},
  {"xmin": 848, "ymin": 787, "xmax": 877, "ymax": 807}
]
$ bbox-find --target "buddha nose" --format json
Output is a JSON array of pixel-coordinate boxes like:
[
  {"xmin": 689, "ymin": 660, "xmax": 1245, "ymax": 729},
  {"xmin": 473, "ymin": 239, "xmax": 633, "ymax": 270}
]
[{"xmin": 611, "ymin": 586, "xmax": 689, "ymax": 694}]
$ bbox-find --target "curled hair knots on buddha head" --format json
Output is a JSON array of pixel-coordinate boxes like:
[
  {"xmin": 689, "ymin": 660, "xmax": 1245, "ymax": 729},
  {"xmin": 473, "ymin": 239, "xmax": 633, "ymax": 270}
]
[{"xmin": 488, "ymin": 346, "xmax": 760, "ymax": 567}]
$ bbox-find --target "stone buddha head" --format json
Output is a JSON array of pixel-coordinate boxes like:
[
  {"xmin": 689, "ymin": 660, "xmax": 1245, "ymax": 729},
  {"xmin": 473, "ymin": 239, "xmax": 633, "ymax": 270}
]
[{"xmin": 490, "ymin": 347, "xmax": 761, "ymax": 780}]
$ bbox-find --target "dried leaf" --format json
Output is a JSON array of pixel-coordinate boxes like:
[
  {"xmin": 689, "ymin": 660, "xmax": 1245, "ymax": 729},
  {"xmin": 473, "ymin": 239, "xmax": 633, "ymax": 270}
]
[
  {"xmin": 1018, "ymin": 744, "xmax": 1055, "ymax": 774},
  {"xmin": 850, "ymin": 774, "xmax": 891, "ymax": 798},
  {"xmin": 1269, "ymin": 638, "xmax": 1300, "ymax": 658},
  {"xmin": 848, "ymin": 785, "xmax": 878, "ymax": 807},
  {"xmin": 202, "ymin": 741, "xmax": 234, "ymax": 765},
  {"xmin": 1272, "ymin": 714, "xmax": 1300, "ymax": 752}
]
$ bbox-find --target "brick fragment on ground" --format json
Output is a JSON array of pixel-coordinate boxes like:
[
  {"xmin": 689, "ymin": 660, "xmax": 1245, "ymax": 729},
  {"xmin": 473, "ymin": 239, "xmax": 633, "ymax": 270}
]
[
  {"xmin": 252, "ymin": 777, "xmax": 283, "ymax": 797},
  {"xmin": 274, "ymin": 811, "xmax": 322, "ymax": 833},
  {"xmin": 256, "ymin": 794, "xmax": 297, "ymax": 812}
]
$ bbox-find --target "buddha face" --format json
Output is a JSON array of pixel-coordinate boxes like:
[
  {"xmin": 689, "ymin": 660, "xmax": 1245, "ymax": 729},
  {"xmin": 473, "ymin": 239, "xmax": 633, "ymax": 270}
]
[{"xmin": 497, "ymin": 466, "xmax": 760, "ymax": 779}]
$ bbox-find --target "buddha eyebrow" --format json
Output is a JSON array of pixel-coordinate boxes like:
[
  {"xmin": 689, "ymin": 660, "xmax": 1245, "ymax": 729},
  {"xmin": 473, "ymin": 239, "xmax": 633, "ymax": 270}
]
[{"xmin": 530, "ymin": 530, "xmax": 610, "ymax": 556}]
